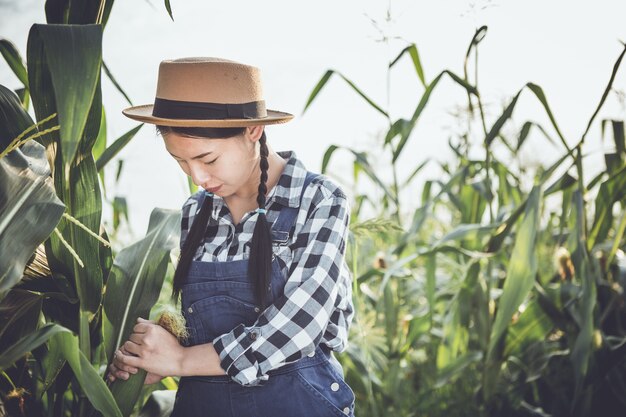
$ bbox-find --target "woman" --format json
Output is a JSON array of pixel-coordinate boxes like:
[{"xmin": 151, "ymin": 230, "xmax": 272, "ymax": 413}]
[{"xmin": 107, "ymin": 57, "xmax": 356, "ymax": 417}]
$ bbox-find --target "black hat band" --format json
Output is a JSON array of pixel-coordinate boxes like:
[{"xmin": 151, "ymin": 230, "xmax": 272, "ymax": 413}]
[{"xmin": 152, "ymin": 97, "xmax": 267, "ymax": 120}]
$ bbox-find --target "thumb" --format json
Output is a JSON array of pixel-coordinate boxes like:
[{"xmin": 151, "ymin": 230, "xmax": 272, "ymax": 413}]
[{"xmin": 137, "ymin": 316, "xmax": 156, "ymax": 324}]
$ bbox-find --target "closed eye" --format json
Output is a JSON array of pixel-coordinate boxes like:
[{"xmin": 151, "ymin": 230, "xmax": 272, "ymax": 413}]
[{"xmin": 205, "ymin": 157, "xmax": 218, "ymax": 165}]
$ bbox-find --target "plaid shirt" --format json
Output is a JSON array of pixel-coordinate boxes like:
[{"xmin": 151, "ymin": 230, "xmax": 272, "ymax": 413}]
[{"xmin": 179, "ymin": 151, "xmax": 354, "ymax": 386}]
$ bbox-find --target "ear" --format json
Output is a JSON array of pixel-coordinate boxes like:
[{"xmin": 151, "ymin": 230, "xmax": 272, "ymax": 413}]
[{"xmin": 245, "ymin": 125, "xmax": 265, "ymax": 143}]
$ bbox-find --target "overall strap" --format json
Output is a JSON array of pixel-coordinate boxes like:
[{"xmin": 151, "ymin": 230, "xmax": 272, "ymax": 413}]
[{"xmin": 270, "ymin": 171, "xmax": 318, "ymax": 244}]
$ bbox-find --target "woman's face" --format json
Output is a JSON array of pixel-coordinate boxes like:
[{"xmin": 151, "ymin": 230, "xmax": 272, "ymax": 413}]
[{"xmin": 162, "ymin": 130, "xmax": 259, "ymax": 198}]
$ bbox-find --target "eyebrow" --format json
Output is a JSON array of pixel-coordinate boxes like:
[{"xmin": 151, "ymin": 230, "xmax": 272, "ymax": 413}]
[{"xmin": 168, "ymin": 151, "xmax": 213, "ymax": 160}]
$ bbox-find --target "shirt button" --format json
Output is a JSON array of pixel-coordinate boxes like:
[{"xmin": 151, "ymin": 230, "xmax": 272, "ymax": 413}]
[
  {"xmin": 307, "ymin": 351, "xmax": 315, "ymax": 357},
  {"xmin": 330, "ymin": 382, "xmax": 340, "ymax": 392},
  {"xmin": 254, "ymin": 307, "xmax": 261, "ymax": 313},
  {"xmin": 343, "ymin": 406, "xmax": 350, "ymax": 414},
  {"xmin": 187, "ymin": 307, "xmax": 193, "ymax": 313},
  {"xmin": 249, "ymin": 331, "xmax": 258, "ymax": 340}
]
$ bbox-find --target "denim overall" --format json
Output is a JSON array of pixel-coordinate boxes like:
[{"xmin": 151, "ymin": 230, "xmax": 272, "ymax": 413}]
[{"xmin": 170, "ymin": 172, "xmax": 356, "ymax": 417}]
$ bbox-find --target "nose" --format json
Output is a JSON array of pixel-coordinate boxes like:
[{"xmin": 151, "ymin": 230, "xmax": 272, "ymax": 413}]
[{"xmin": 187, "ymin": 163, "xmax": 212, "ymax": 189}]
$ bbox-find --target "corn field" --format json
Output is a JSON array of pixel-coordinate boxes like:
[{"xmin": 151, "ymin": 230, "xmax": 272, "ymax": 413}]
[
  {"xmin": 1, "ymin": 2, "xmax": 625, "ymax": 417},
  {"xmin": 311, "ymin": 27, "xmax": 626, "ymax": 417}
]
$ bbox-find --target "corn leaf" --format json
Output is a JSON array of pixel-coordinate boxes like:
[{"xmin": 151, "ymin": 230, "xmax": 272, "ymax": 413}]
[
  {"xmin": 0, "ymin": 140, "xmax": 65, "ymax": 300},
  {"xmin": 27, "ymin": 23, "xmax": 102, "ymax": 167},
  {"xmin": 104, "ymin": 208, "xmax": 180, "ymax": 416},
  {"xmin": 488, "ymin": 185, "xmax": 542, "ymax": 359},
  {"xmin": 0, "ymin": 323, "xmax": 70, "ymax": 371},
  {"xmin": 0, "ymin": 39, "xmax": 29, "ymax": 89}
]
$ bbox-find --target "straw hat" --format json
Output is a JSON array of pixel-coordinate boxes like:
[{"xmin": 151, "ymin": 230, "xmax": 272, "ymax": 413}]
[{"xmin": 122, "ymin": 57, "xmax": 293, "ymax": 127}]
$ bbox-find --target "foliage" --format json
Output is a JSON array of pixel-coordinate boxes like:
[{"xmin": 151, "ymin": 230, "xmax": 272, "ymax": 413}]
[
  {"xmin": 2, "ymin": 3, "xmax": 626, "ymax": 417},
  {"xmin": 0, "ymin": 1, "xmax": 179, "ymax": 416},
  {"xmin": 307, "ymin": 25, "xmax": 626, "ymax": 417}
]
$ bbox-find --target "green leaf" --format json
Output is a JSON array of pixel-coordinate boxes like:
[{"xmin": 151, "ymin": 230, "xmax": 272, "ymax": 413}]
[
  {"xmin": 587, "ymin": 165, "xmax": 626, "ymax": 249},
  {"xmin": 0, "ymin": 323, "xmax": 70, "ymax": 371},
  {"xmin": 516, "ymin": 121, "xmax": 558, "ymax": 152},
  {"xmin": 488, "ymin": 185, "xmax": 542, "ymax": 359},
  {"xmin": 485, "ymin": 91, "xmax": 521, "ymax": 148},
  {"xmin": 0, "ymin": 140, "xmax": 65, "ymax": 300},
  {"xmin": 389, "ymin": 44, "xmax": 427, "ymax": 87},
  {"xmin": 164, "ymin": 0, "xmax": 174, "ymax": 21},
  {"xmin": 0, "ymin": 289, "xmax": 43, "ymax": 350},
  {"xmin": 425, "ymin": 254, "xmax": 436, "ymax": 329},
  {"xmin": 465, "ymin": 26, "xmax": 488, "ymax": 60},
  {"xmin": 112, "ymin": 196, "xmax": 130, "ymax": 232},
  {"xmin": 545, "ymin": 171, "xmax": 577, "ymax": 196},
  {"xmin": 392, "ymin": 70, "xmax": 478, "ymax": 162},
  {"xmin": 485, "ymin": 83, "xmax": 569, "ymax": 152},
  {"xmin": 321, "ymin": 144, "xmax": 339, "ymax": 174},
  {"xmin": 104, "ymin": 208, "xmax": 181, "ymax": 416},
  {"xmin": 526, "ymin": 83, "xmax": 569, "ymax": 151},
  {"xmin": 27, "ymin": 23, "xmax": 102, "ymax": 167},
  {"xmin": 0, "ymin": 84, "xmax": 34, "ymax": 150},
  {"xmin": 96, "ymin": 124, "xmax": 143, "ymax": 171},
  {"xmin": 103, "ymin": 60, "xmax": 134, "ymax": 106},
  {"xmin": 503, "ymin": 300, "xmax": 553, "ymax": 357},
  {"xmin": 302, "ymin": 70, "xmax": 333, "ymax": 114},
  {"xmin": 93, "ymin": 105, "xmax": 108, "ymax": 161},
  {"xmin": 432, "ymin": 223, "xmax": 500, "ymax": 250},
  {"xmin": 322, "ymin": 145, "xmax": 396, "ymax": 205},
  {"xmin": 435, "ymin": 351, "xmax": 482, "ymax": 388},
  {"xmin": 0, "ymin": 39, "xmax": 29, "ymax": 89},
  {"xmin": 401, "ymin": 159, "xmax": 428, "ymax": 188},
  {"xmin": 14, "ymin": 86, "xmax": 30, "ymax": 109},
  {"xmin": 384, "ymin": 118, "xmax": 411, "ymax": 148},
  {"xmin": 28, "ymin": 25, "xmax": 107, "ymax": 320},
  {"xmin": 580, "ymin": 43, "xmax": 626, "ymax": 144},
  {"xmin": 567, "ymin": 190, "xmax": 597, "ymax": 404},
  {"xmin": 53, "ymin": 331, "xmax": 123, "ymax": 417},
  {"xmin": 302, "ymin": 69, "xmax": 388, "ymax": 118},
  {"xmin": 611, "ymin": 120, "xmax": 625, "ymax": 156}
]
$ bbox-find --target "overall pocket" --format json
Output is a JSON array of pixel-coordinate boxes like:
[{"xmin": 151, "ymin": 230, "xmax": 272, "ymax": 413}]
[
  {"xmin": 294, "ymin": 361, "xmax": 356, "ymax": 417},
  {"xmin": 181, "ymin": 281, "xmax": 261, "ymax": 345}
]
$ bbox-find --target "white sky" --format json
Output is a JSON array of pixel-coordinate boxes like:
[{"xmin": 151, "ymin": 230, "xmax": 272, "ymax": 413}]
[{"xmin": 2, "ymin": 0, "xmax": 626, "ymax": 246}]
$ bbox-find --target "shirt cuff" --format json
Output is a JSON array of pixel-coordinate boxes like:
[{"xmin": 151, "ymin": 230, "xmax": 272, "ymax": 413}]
[{"xmin": 212, "ymin": 324, "xmax": 269, "ymax": 386}]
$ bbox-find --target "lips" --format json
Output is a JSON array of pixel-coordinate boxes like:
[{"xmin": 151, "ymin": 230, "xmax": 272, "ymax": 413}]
[{"xmin": 205, "ymin": 185, "xmax": 222, "ymax": 193}]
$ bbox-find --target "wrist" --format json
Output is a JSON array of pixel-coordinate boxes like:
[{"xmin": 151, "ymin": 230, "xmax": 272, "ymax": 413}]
[
  {"xmin": 175, "ymin": 344, "xmax": 188, "ymax": 377},
  {"xmin": 179, "ymin": 343, "xmax": 227, "ymax": 377}
]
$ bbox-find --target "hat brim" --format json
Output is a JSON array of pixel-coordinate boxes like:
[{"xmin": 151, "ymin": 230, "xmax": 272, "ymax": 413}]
[{"xmin": 122, "ymin": 104, "xmax": 294, "ymax": 127}]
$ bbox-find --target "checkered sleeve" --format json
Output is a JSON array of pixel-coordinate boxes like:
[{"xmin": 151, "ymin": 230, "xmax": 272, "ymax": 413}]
[{"xmin": 212, "ymin": 190, "xmax": 350, "ymax": 386}]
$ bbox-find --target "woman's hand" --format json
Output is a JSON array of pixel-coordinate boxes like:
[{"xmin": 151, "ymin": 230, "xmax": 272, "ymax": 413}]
[
  {"xmin": 109, "ymin": 317, "xmax": 186, "ymax": 380},
  {"xmin": 108, "ymin": 345, "xmax": 164, "ymax": 385}
]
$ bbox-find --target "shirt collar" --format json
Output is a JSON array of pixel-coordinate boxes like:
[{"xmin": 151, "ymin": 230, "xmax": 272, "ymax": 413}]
[{"xmin": 266, "ymin": 150, "xmax": 308, "ymax": 208}]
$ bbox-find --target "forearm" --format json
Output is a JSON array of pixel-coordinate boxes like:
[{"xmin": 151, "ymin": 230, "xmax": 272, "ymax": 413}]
[{"xmin": 179, "ymin": 342, "xmax": 227, "ymax": 377}]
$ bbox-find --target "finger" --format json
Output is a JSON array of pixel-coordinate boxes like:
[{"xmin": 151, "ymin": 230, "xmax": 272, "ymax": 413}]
[
  {"xmin": 119, "ymin": 345, "xmax": 137, "ymax": 357},
  {"xmin": 112, "ymin": 350, "xmax": 125, "ymax": 367},
  {"xmin": 137, "ymin": 317, "xmax": 156, "ymax": 324},
  {"xmin": 132, "ymin": 322, "xmax": 149, "ymax": 334},
  {"xmin": 111, "ymin": 356, "xmax": 139, "ymax": 374},
  {"xmin": 108, "ymin": 363, "xmax": 130, "ymax": 380},
  {"xmin": 122, "ymin": 340, "xmax": 142, "ymax": 356},
  {"xmin": 117, "ymin": 347, "xmax": 142, "ymax": 368},
  {"xmin": 128, "ymin": 332, "xmax": 144, "ymax": 345},
  {"xmin": 116, "ymin": 371, "xmax": 130, "ymax": 380}
]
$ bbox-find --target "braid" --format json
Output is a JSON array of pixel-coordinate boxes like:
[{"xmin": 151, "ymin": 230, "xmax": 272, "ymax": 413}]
[
  {"xmin": 171, "ymin": 192, "xmax": 213, "ymax": 303},
  {"xmin": 249, "ymin": 131, "xmax": 273, "ymax": 309}
]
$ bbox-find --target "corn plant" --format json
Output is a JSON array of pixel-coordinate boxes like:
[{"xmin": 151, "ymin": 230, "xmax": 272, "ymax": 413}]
[
  {"xmin": 307, "ymin": 26, "xmax": 626, "ymax": 417},
  {"xmin": 0, "ymin": 1, "xmax": 179, "ymax": 416}
]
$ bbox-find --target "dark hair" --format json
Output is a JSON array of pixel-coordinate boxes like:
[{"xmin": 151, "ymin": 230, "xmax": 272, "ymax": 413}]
[{"xmin": 157, "ymin": 125, "xmax": 273, "ymax": 309}]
